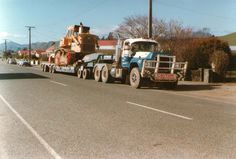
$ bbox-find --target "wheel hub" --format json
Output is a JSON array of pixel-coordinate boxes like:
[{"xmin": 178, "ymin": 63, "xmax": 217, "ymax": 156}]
[{"xmin": 132, "ymin": 74, "xmax": 137, "ymax": 82}]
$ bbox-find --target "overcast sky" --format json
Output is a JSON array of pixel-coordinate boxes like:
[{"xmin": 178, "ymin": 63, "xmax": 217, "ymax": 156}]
[{"xmin": 0, "ymin": 0, "xmax": 236, "ymax": 44}]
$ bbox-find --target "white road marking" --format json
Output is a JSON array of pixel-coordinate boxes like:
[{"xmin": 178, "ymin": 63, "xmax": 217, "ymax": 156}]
[
  {"xmin": 126, "ymin": 101, "xmax": 193, "ymax": 120},
  {"xmin": 151, "ymin": 89, "xmax": 236, "ymax": 106},
  {"xmin": 50, "ymin": 81, "xmax": 67, "ymax": 86},
  {"xmin": 0, "ymin": 95, "xmax": 62, "ymax": 159}
]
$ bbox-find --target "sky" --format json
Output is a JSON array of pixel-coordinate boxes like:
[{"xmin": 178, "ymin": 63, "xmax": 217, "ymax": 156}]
[{"xmin": 0, "ymin": 0, "xmax": 236, "ymax": 44}]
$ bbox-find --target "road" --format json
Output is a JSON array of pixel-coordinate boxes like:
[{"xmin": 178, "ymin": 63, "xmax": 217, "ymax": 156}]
[{"xmin": 0, "ymin": 62, "xmax": 236, "ymax": 159}]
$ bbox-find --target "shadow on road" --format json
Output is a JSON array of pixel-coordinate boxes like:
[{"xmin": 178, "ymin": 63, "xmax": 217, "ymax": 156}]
[
  {"xmin": 174, "ymin": 84, "xmax": 221, "ymax": 91},
  {"xmin": 139, "ymin": 83, "xmax": 221, "ymax": 91},
  {"xmin": 0, "ymin": 73, "xmax": 49, "ymax": 80}
]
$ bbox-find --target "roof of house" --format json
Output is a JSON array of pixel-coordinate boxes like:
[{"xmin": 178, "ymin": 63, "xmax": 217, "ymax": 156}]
[
  {"xmin": 46, "ymin": 45, "xmax": 55, "ymax": 52},
  {"xmin": 34, "ymin": 49, "xmax": 45, "ymax": 54},
  {"xmin": 98, "ymin": 40, "xmax": 117, "ymax": 46},
  {"xmin": 18, "ymin": 50, "xmax": 29, "ymax": 54}
]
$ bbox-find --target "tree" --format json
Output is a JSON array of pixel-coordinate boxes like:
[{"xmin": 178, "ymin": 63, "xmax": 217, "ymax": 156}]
[
  {"xmin": 210, "ymin": 50, "xmax": 230, "ymax": 78},
  {"xmin": 114, "ymin": 15, "xmax": 193, "ymax": 39},
  {"xmin": 193, "ymin": 28, "xmax": 212, "ymax": 37},
  {"xmin": 3, "ymin": 50, "xmax": 14, "ymax": 59},
  {"xmin": 107, "ymin": 32, "xmax": 115, "ymax": 40}
]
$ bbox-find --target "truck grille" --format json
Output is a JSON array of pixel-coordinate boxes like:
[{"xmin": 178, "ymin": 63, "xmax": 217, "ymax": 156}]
[{"xmin": 157, "ymin": 56, "xmax": 173, "ymax": 73}]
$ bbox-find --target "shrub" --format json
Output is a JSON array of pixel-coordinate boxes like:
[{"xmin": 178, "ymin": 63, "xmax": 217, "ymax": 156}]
[{"xmin": 210, "ymin": 50, "xmax": 229, "ymax": 78}]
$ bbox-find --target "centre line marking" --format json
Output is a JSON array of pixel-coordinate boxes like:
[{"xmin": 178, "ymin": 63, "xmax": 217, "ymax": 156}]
[
  {"xmin": 50, "ymin": 81, "xmax": 67, "ymax": 86},
  {"xmin": 126, "ymin": 101, "xmax": 193, "ymax": 120},
  {"xmin": 0, "ymin": 95, "xmax": 62, "ymax": 159}
]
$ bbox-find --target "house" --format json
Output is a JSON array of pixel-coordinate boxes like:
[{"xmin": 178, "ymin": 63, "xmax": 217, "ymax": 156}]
[
  {"xmin": 230, "ymin": 46, "xmax": 236, "ymax": 54},
  {"xmin": 33, "ymin": 49, "xmax": 45, "ymax": 58},
  {"xmin": 18, "ymin": 49, "xmax": 45, "ymax": 57},
  {"xmin": 18, "ymin": 50, "xmax": 29, "ymax": 56},
  {"xmin": 46, "ymin": 44, "xmax": 56, "ymax": 53}
]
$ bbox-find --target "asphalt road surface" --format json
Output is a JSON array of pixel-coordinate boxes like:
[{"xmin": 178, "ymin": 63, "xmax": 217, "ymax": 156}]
[{"xmin": 0, "ymin": 62, "xmax": 236, "ymax": 159}]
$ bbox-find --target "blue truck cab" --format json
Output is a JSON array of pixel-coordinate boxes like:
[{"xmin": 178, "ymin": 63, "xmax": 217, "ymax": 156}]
[{"xmin": 121, "ymin": 38, "xmax": 160, "ymax": 71}]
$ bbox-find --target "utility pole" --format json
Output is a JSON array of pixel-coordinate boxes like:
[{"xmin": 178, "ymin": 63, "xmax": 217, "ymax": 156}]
[
  {"xmin": 3, "ymin": 39, "xmax": 7, "ymax": 53},
  {"xmin": 148, "ymin": 0, "xmax": 152, "ymax": 39},
  {"xmin": 25, "ymin": 26, "xmax": 35, "ymax": 61}
]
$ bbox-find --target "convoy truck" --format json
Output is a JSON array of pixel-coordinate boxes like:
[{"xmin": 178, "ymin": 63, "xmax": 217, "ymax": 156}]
[
  {"xmin": 92, "ymin": 38, "xmax": 188, "ymax": 88},
  {"xmin": 41, "ymin": 23, "xmax": 98, "ymax": 74}
]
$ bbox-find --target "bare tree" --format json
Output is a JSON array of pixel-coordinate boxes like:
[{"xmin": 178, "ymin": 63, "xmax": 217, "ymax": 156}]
[{"xmin": 114, "ymin": 15, "xmax": 193, "ymax": 39}]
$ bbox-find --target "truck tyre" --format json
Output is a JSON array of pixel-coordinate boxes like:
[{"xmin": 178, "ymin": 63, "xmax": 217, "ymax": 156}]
[
  {"xmin": 82, "ymin": 69, "xmax": 89, "ymax": 80},
  {"xmin": 49, "ymin": 66, "xmax": 52, "ymax": 73},
  {"xmin": 130, "ymin": 67, "xmax": 142, "ymax": 88},
  {"xmin": 51, "ymin": 66, "xmax": 56, "ymax": 73},
  {"xmin": 101, "ymin": 66, "xmax": 113, "ymax": 83},
  {"xmin": 77, "ymin": 69, "xmax": 82, "ymax": 78},
  {"xmin": 45, "ymin": 65, "xmax": 49, "ymax": 72},
  {"xmin": 94, "ymin": 67, "xmax": 101, "ymax": 82},
  {"xmin": 42, "ymin": 65, "xmax": 45, "ymax": 72}
]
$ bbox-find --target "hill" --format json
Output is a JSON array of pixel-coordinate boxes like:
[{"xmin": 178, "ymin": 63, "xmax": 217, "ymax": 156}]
[
  {"xmin": 0, "ymin": 41, "xmax": 59, "ymax": 52},
  {"xmin": 0, "ymin": 41, "xmax": 26, "ymax": 52},
  {"xmin": 219, "ymin": 32, "xmax": 236, "ymax": 45}
]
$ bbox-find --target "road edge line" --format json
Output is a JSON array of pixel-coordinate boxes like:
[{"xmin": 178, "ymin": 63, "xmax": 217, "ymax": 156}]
[{"xmin": 0, "ymin": 94, "xmax": 62, "ymax": 159}]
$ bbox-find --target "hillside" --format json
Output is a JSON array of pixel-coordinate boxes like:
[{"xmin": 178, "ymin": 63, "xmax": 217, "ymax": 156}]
[
  {"xmin": 0, "ymin": 41, "xmax": 59, "ymax": 52},
  {"xmin": 219, "ymin": 32, "xmax": 236, "ymax": 46}
]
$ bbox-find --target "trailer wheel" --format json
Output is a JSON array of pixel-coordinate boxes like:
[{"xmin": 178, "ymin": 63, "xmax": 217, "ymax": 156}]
[
  {"xmin": 51, "ymin": 66, "xmax": 56, "ymax": 73},
  {"xmin": 130, "ymin": 67, "xmax": 142, "ymax": 88},
  {"xmin": 49, "ymin": 66, "xmax": 52, "ymax": 73},
  {"xmin": 82, "ymin": 69, "xmax": 89, "ymax": 80},
  {"xmin": 77, "ymin": 69, "xmax": 82, "ymax": 78},
  {"xmin": 42, "ymin": 65, "xmax": 45, "ymax": 72},
  {"xmin": 101, "ymin": 66, "xmax": 113, "ymax": 83},
  {"xmin": 45, "ymin": 65, "xmax": 49, "ymax": 72},
  {"xmin": 94, "ymin": 67, "xmax": 101, "ymax": 82}
]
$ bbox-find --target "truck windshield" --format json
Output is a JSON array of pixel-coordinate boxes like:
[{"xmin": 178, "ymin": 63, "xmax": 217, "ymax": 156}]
[{"xmin": 131, "ymin": 42, "xmax": 158, "ymax": 52}]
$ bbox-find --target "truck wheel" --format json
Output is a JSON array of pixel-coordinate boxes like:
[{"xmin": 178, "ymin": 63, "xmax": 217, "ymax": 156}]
[
  {"xmin": 45, "ymin": 65, "xmax": 49, "ymax": 72},
  {"xmin": 51, "ymin": 66, "xmax": 56, "ymax": 73},
  {"xmin": 42, "ymin": 65, "xmax": 45, "ymax": 72},
  {"xmin": 94, "ymin": 67, "xmax": 101, "ymax": 82},
  {"xmin": 77, "ymin": 69, "xmax": 82, "ymax": 78},
  {"xmin": 49, "ymin": 66, "xmax": 52, "ymax": 73},
  {"xmin": 101, "ymin": 66, "xmax": 113, "ymax": 83},
  {"xmin": 130, "ymin": 67, "xmax": 142, "ymax": 88},
  {"xmin": 83, "ymin": 69, "xmax": 89, "ymax": 80}
]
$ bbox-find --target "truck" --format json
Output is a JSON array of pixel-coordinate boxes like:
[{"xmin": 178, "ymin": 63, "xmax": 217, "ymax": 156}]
[
  {"xmin": 92, "ymin": 38, "xmax": 188, "ymax": 89},
  {"xmin": 77, "ymin": 53, "xmax": 114, "ymax": 80},
  {"xmin": 41, "ymin": 23, "xmax": 98, "ymax": 75}
]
